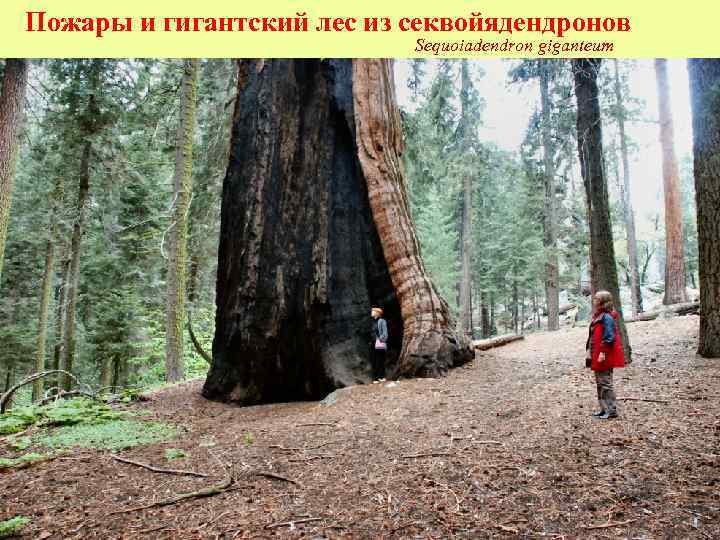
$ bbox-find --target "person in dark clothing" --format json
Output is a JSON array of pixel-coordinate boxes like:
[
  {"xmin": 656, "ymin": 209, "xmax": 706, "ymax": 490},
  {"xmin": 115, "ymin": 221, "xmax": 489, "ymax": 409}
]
[{"xmin": 371, "ymin": 307, "xmax": 388, "ymax": 380}]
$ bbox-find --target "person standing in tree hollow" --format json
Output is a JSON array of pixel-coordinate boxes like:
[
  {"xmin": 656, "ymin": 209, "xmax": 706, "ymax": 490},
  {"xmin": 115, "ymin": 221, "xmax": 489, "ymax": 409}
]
[
  {"xmin": 371, "ymin": 307, "xmax": 388, "ymax": 380},
  {"xmin": 585, "ymin": 290, "xmax": 626, "ymax": 419}
]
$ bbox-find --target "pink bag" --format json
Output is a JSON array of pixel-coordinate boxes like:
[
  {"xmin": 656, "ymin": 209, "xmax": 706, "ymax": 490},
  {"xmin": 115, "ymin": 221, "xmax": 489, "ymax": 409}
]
[{"xmin": 374, "ymin": 338, "xmax": 387, "ymax": 350}]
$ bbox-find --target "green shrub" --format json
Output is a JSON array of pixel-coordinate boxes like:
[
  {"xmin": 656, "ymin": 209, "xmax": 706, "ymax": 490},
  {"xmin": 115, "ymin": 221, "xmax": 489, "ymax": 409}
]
[{"xmin": 0, "ymin": 516, "xmax": 30, "ymax": 538}]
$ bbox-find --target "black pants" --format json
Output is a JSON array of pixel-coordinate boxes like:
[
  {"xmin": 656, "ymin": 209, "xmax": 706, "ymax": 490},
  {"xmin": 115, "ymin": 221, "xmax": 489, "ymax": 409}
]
[{"xmin": 371, "ymin": 347, "xmax": 386, "ymax": 379}]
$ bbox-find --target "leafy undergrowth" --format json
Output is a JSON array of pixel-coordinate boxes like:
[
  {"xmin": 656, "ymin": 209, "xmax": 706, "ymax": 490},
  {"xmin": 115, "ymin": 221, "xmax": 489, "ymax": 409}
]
[
  {"xmin": 0, "ymin": 516, "xmax": 29, "ymax": 538},
  {"xmin": 36, "ymin": 419, "xmax": 176, "ymax": 451},
  {"xmin": 0, "ymin": 398, "xmax": 177, "ymax": 458}
]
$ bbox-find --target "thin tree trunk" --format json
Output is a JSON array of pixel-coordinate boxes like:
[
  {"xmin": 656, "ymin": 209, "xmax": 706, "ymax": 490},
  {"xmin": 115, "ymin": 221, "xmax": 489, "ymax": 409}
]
[
  {"xmin": 60, "ymin": 141, "xmax": 91, "ymax": 391},
  {"xmin": 165, "ymin": 58, "xmax": 199, "ymax": 383},
  {"xmin": 539, "ymin": 62, "xmax": 560, "ymax": 331},
  {"xmin": 613, "ymin": 59, "xmax": 643, "ymax": 315},
  {"xmin": 3, "ymin": 362, "xmax": 14, "ymax": 410},
  {"xmin": 655, "ymin": 59, "xmax": 688, "ymax": 305},
  {"xmin": 0, "ymin": 59, "xmax": 29, "ymax": 282},
  {"xmin": 480, "ymin": 289, "xmax": 490, "ymax": 338},
  {"xmin": 456, "ymin": 60, "xmax": 474, "ymax": 340},
  {"xmin": 688, "ymin": 59, "xmax": 720, "ymax": 358},
  {"xmin": 572, "ymin": 58, "xmax": 632, "ymax": 362},
  {"xmin": 33, "ymin": 213, "xmax": 57, "ymax": 399},
  {"xmin": 52, "ymin": 242, "xmax": 69, "ymax": 378},
  {"xmin": 490, "ymin": 291, "xmax": 496, "ymax": 336}
]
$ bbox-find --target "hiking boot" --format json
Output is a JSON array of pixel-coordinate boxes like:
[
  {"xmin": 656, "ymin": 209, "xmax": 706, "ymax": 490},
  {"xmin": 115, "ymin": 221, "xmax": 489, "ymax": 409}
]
[
  {"xmin": 591, "ymin": 410, "xmax": 606, "ymax": 417},
  {"xmin": 598, "ymin": 411, "xmax": 618, "ymax": 420}
]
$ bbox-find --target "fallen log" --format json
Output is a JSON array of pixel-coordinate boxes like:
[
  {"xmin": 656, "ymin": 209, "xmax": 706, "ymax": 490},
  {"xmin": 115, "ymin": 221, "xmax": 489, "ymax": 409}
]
[
  {"xmin": 473, "ymin": 334, "xmax": 524, "ymax": 351},
  {"xmin": 625, "ymin": 301, "xmax": 699, "ymax": 323}
]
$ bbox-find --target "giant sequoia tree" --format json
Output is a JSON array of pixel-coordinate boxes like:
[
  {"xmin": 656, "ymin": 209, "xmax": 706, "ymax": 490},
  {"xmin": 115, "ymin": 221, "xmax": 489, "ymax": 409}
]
[
  {"xmin": 572, "ymin": 58, "xmax": 631, "ymax": 360},
  {"xmin": 202, "ymin": 59, "xmax": 473, "ymax": 405},
  {"xmin": 655, "ymin": 59, "xmax": 688, "ymax": 305},
  {"xmin": 688, "ymin": 59, "xmax": 720, "ymax": 358}
]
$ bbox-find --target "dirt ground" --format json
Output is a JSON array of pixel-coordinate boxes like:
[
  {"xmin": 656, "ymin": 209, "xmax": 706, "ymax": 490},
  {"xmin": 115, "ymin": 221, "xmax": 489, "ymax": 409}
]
[{"xmin": 2, "ymin": 315, "xmax": 719, "ymax": 539}]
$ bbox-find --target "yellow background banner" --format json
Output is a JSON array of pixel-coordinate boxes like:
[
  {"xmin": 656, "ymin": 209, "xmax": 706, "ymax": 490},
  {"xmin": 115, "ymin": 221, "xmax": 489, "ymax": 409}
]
[{"xmin": 0, "ymin": 0, "xmax": 718, "ymax": 58}]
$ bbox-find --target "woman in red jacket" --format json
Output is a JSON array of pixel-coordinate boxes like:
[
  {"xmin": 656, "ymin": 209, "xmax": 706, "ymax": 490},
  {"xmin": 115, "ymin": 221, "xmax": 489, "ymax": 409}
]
[{"xmin": 585, "ymin": 290, "xmax": 625, "ymax": 419}]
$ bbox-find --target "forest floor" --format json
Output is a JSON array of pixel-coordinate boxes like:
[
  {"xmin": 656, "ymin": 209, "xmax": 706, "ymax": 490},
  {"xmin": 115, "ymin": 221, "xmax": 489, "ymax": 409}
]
[{"xmin": 2, "ymin": 315, "xmax": 719, "ymax": 539}]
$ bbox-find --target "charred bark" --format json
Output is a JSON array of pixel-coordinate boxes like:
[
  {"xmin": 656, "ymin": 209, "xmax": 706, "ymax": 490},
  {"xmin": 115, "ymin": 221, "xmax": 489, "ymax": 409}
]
[
  {"xmin": 203, "ymin": 59, "xmax": 471, "ymax": 405},
  {"xmin": 688, "ymin": 59, "xmax": 720, "ymax": 358},
  {"xmin": 572, "ymin": 59, "xmax": 632, "ymax": 362}
]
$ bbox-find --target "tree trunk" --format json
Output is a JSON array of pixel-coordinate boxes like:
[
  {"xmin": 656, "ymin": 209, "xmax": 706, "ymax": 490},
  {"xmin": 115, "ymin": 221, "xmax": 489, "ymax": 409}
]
[
  {"xmin": 480, "ymin": 290, "xmax": 491, "ymax": 338},
  {"xmin": 33, "ymin": 194, "xmax": 59, "ymax": 400},
  {"xmin": 539, "ymin": 62, "xmax": 560, "ymax": 331},
  {"xmin": 0, "ymin": 59, "xmax": 29, "ymax": 283},
  {"xmin": 3, "ymin": 361, "xmax": 14, "ymax": 410},
  {"xmin": 202, "ymin": 59, "xmax": 471, "ymax": 405},
  {"xmin": 572, "ymin": 58, "xmax": 632, "ymax": 362},
  {"xmin": 655, "ymin": 59, "xmax": 688, "ymax": 305},
  {"xmin": 456, "ymin": 60, "xmax": 474, "ymax": 340},
  {"xmin": 60, "ymin": 140, "xmax": 91, "ymax": 391},
  {"xmin": 52, "ymin": 242, "xmax": 69, "ymax": 380},
  {"xmin": 354, "ymin": 59, "xmax": 473, "ymax": 377},
  {"xmin": 511, "ymin": 280, "xmax": 519, "ymax": 335},
  {"xmin": 688, "ymin": 59, "xmax": 720, "ymax": 358},
  {"xmin": 165, "ymin": 58, "xmax": 199, "ymax": 383},
  {"xmin": 613, "ymin": 60, "xmax": 643, "ymax": 316}
]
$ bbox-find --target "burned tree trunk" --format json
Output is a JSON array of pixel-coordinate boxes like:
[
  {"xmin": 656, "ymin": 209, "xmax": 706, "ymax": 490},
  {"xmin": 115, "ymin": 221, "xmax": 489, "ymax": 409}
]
[
  {"xmin": 203, "ymin": 59, "xmax": 471, "ymax": 405},
  {"xmin": 572, "ymin": 59, "xmax": 632, "ymax": 362},
  {"xmin": 688, "ymin": 59, "xmax": 720, "ymax": 358}
]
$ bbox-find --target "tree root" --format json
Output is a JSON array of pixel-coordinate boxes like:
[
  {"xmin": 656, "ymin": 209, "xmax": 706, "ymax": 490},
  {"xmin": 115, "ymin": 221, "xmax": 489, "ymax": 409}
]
[{"xmin": 111, "ymin": 454, "xmax": 209, "ymax": 478}]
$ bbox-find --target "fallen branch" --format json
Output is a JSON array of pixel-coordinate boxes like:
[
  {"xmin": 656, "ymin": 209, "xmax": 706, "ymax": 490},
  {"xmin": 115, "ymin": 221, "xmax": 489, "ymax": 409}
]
[
  {"xmin": 110, "ymin": 474, "xmax": 233, "ymax": 514},
  {"xmin": 1, "ymin": 370, "xmax": 80, "ymax": 413},
  {"xmin": 493, "ymin": 523, "xmax": 519, "ymax": 534},
  {"xmin": 111, "ymin": 452, "xmax": 233, "ymax": 514},
  {"xmin": 617, "ymin": 397, "xmax": 669, "ymax": 404},
  {"xmin": 401, "ymin": 452, "xmax": 452, "ymax": 459},
  {"xmin": 472, "ymin": 440, "xmax": 503, "ymax": 445},
  {"xmin": 268, "ymin": 444, "xmax": 301, "ymax": 452},
  {"xmin": 266, "ymin": 517, "xmax": 323, "ymax": 529},
  {"xmin": 111, "ymin": 454, "xmax": 208, "ymax": 478},
  {"xmin": 288, "ymin": 455, "xmax": 334, "ymax": 463},
  {"xmin": 297, "ymin": 422, "xmax": 336, "ymax": 427},
  {"xmin": 625, "ymin": 302, "xmax": 699, "ymax": 323},
  {"xmin": 473, "ymin": 334, "xmax": 524, "ymax": 351},
  {"xmin": 585, "ymin": 518, "xmax": 637, "ymax": 530},
  {"xmin": 253, "ymin": 471, "xmax": 301, "ymax": 486}
]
